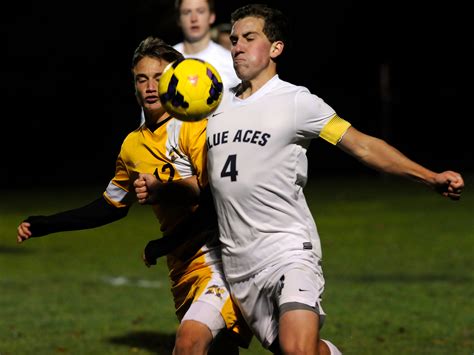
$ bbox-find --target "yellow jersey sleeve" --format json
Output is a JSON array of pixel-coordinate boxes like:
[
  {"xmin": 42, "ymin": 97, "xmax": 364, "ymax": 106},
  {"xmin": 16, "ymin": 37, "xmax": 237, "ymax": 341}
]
[
  {"xmin": 179, "ymin": 119, "xmax": 208, "ymax": 187},
  {"xmin": 319, "ymin": 115, "xmax": 351, "ymax": 145}
]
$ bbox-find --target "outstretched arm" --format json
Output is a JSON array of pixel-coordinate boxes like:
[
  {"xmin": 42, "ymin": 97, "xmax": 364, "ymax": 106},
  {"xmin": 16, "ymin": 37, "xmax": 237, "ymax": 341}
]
[
  {"xmin": 337, "ymin": 126, "xmax": 464, "ymax": 200},
  {"xmin": 17, "ymin": 196, "xmax": 129, "ymax": 243}
]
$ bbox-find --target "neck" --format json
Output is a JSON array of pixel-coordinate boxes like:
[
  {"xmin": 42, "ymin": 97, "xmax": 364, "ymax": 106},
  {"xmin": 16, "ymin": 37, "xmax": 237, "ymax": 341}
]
[
  {"xmin": 144, "ymin": 108, "xmax": 169, "ymax": 126},
  {"xmin": 239, "ymin": 69, "xmax": 277, "ymax": 99}
]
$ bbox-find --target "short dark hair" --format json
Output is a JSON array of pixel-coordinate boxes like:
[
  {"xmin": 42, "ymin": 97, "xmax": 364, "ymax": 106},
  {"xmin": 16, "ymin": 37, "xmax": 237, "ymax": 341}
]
[
  {"xmin": 131, "ymin": 36, "xmax": 184, "ymax": 69},
  {"xmin": 231, "ymin": 4, "xmax": 289, "ymax": 45}
]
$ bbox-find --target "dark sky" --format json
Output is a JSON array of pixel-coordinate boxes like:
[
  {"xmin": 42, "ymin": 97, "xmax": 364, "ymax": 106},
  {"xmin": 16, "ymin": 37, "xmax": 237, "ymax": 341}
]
[{"xmin": 2, "ymin": 1, "xmax": 472, "ymax": 187}]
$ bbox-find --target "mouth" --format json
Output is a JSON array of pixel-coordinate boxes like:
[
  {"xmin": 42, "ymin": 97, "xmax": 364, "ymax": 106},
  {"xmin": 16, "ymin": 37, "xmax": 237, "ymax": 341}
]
[{"xmin": 145, "ymin": 96, "xmax": 160, "ymax": 104}]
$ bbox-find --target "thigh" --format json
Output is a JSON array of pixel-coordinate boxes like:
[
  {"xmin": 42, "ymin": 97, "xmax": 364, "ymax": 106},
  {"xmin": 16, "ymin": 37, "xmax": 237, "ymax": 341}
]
[
  {"xmin": 230, "ymin": 269, "xmax": 280, "ymax": 349},
  {"xmin": 177, "ymin": 269, "xmax": 252, "ymax": 347},
  {"xmin": 182, "ymin": 300, "xmax": 225, "ymax": 338},
  {"xmin": 230, "ymin": 261, "xmax": 326, "ymax": 350},
  {"xmin": 279, "ymin": 309, "xmax": 320, "ymax": 354},
  {"xmin": 276, "ymin": 265, "xmax": 326, "ymax": 353}
]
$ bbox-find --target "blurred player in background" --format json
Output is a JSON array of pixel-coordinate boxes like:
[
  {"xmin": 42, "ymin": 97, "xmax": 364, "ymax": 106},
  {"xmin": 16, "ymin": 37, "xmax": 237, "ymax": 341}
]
[
  {"xmin": 139, "ymin": 0, "xmax": 238, "ymax": 126},
  {"xmin": 173, "ymin": 0, "xmax": 239, "ymax": 90},
  {"xmin": 203, "ymin": 4, "xmax": 464, "ymax": 355},
  {"xmin": 17, "ymin": 36, "xmax": 250, "ymax": 355}
]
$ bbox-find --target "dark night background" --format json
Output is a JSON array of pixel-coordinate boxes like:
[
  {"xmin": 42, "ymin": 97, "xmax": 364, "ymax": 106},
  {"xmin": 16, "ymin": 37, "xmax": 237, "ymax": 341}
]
[{"xmin": 1, "ymin": 1, "xmax": 472, "ymax": 188}]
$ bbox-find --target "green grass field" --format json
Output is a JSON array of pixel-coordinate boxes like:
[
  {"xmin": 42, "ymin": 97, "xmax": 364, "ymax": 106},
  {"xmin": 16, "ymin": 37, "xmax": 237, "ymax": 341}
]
[{"xmin": 1, "ymin": 175, "xmax": 473, "ymax": 354}]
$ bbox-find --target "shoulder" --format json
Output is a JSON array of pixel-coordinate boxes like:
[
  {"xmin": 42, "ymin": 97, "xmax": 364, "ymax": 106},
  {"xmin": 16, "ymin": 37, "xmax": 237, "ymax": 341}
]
[
  {"xmin": 166, "ymin": 119, "xmax": 207, "ymax": 142},
  {"xmin": 178, "ymin": 119, "xmax": 208, "ymax": 152},
  {"xmin": 206, "ymin": 42, "xmax": 232, "ymax": 60},
  {"xmin": 173, "ymin": 42, "xmax": 184, "ymax": 52},
  {"xmin": 116, "ymin": 128, "xmax": 143, "ymax": 161},
  {"xmin": 208, "ymin": 41, "xmax": 230, "ymax": 53},
  {"xmin": 122, "ymin": 127, "xmax": 141, "ymax": 145},
  {"xmin": 274, "ymin": 78, "xmax": 325, "ymax": 105},
  {"xmin": 274, "ymin": 77, "xmax": 307, "ymax": 92},
  {"xmin": 261, "ymin": 76, "xmax": 309, "ymax": 99},
  {"xmin": 180, "ymin": 119, "xmax": 208, "ymax": 134}
]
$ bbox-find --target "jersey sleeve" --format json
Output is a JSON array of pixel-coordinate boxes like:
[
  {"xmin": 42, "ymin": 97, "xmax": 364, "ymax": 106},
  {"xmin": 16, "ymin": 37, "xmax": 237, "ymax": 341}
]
[
  {"xmin": 103, "ymin": 147, "xmax": 135, "ymax": 208},
  {"xmin": 294, "ymin": 89, "xmax": 338, "ymax": 139},
  {"xmin": 179, "ymin": 119, "xmax": 209, "ymax": 187}
]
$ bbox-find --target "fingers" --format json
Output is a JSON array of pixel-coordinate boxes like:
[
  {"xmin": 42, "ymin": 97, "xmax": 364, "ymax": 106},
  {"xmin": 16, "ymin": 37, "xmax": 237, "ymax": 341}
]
[
  {"xmin": 134, "ymin": 177, "xmax": 150, "ymax": 204},
  {"xmin": 445, "ymin": 171, "xmax": 463, "ymax": 185},
  {"xmin": 446, "ymin": 184, "xmax": 463, "ymax": 200},
  {"xmin": 17, "ymin": 222, "xmax": 32, "ymax": 244},
  {"xmin": 133, "ymin": 174, "xmax": 147, "ymax": 188},
  {"xmin": 439, "ymin": 171, "xmax": 464, "ymax": 200},
  {"xmin": 136, "ymin": 189, "xmax": 150, "ymax": 204},
  {"xmin": 447, "ymin": 172, "xmax": 464, "ymax": 200}
]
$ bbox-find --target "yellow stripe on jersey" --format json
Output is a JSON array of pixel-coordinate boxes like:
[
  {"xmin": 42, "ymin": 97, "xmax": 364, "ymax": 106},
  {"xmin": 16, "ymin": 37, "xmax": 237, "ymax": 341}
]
[{"xmin": 319, "ymin": 114, "xmax": 351, "ymax": 145}]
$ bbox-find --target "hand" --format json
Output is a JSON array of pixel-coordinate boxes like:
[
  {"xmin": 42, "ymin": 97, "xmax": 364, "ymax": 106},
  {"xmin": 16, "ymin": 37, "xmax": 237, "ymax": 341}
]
[
  {"xmin": 134, "ymin": 173, "xmax": 161, "ymax": 204},
  {"xmin": 142, "ymin": 251, "xmax": 153, "ymax": 268},
  {"xmin": 17, "ymin": 222, "xmax": 32, "ymax": 244},
  {"xmin": 142, "ymin": 238, "xmax": 162, "ymax": 267},
  {"xmin": 434, "ymin": 171, "xmax": 464, "ymax": 200},
  {"xmin": 142, "ymin": 235, "xmax": 187, "ymax": 267}
]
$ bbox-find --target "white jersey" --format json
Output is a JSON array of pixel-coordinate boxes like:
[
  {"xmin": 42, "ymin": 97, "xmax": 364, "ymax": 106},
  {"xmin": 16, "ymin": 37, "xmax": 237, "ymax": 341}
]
[
  {"xmin": 174, "ymin": 41, "xmax": 240, "ymax": 90},
  {"xmin": 206, "ymin": 75, "xmax": 337, "ymax": 282}
]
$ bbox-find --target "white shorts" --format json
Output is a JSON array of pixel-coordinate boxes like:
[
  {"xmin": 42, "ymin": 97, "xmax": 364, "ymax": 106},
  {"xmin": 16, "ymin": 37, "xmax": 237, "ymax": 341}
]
[{"xmin": 229, "ymin": 257, "xmax": 325, "ymax": 348}]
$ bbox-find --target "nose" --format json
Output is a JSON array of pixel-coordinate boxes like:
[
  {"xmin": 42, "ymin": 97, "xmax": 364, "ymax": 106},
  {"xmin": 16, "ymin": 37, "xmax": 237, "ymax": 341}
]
[
  {"xmin": 146, "ymin": 80, "xmax": 157, "ymax": 92},
  {"xmin": 232, "ymin": 40, "xmax": 243, "ymax": 55}
]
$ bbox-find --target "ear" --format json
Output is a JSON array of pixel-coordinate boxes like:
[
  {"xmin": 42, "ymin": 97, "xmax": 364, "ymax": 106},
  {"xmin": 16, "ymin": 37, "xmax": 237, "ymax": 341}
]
[
  {"xmin": 269, "ymin": 41, "xmax": 284, "ymax": 59},
  {"xmin": 209, "ymin": 12, "xmax": 216, "ymax": 26}
]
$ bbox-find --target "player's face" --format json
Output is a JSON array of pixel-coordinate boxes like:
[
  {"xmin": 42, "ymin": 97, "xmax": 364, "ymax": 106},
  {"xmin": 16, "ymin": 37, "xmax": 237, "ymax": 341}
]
[
  {"xmin": 230, "ymin": 16, "xmax": 274, "ymax": 82},
  {"xmin": 133, "ymin": 56, "xmax": 169, "ymax": 115},
  {"xmin": 178, "ymin": 0, "xmax": 215, "ymax": 43}
]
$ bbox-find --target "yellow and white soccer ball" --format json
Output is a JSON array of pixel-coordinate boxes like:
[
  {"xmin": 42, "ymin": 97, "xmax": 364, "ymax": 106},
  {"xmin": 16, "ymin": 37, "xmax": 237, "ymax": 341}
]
[{"xmin": 158, "ymin": 58, "xmax": 224, "ymax": 122}]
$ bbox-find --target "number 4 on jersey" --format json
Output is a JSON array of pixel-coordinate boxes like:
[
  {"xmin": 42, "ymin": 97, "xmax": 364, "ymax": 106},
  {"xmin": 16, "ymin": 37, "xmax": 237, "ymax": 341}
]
[{"xmin": 221, "ymin": 154, "xmax": 238, "ymax": 181}]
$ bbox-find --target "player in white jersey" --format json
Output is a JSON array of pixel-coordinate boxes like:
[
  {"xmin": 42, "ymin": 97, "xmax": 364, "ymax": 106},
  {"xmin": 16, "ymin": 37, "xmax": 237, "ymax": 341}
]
[
  {"xmin": 205, "ymin": 4, "xmax": 464, "ymax": 354},
  {"xmin": 173, "ymin": 0, "xmax": 239, "ymax": 90},
  {"xmin": 140, "ymin": 0, "xmax": 239, "ymax": 127}
]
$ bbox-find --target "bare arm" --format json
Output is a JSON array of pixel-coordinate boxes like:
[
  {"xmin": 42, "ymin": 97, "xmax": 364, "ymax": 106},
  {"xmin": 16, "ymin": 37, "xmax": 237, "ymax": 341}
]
[{"xmin": 337, "ymin": 126, "xmax": 464, "ymax": 200}]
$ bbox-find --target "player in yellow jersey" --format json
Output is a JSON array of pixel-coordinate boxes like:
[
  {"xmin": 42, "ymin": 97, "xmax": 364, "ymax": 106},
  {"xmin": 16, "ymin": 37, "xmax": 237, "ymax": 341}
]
[{"xmin": 16, "ymin": 36, "xmax": 250, "ymax": 354}]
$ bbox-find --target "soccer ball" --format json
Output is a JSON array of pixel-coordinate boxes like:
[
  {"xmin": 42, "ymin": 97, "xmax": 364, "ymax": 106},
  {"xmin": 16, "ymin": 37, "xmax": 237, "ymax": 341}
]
[{"xmin": 158, "ymin": 58, "xmax": 224, "ymax": 122}]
